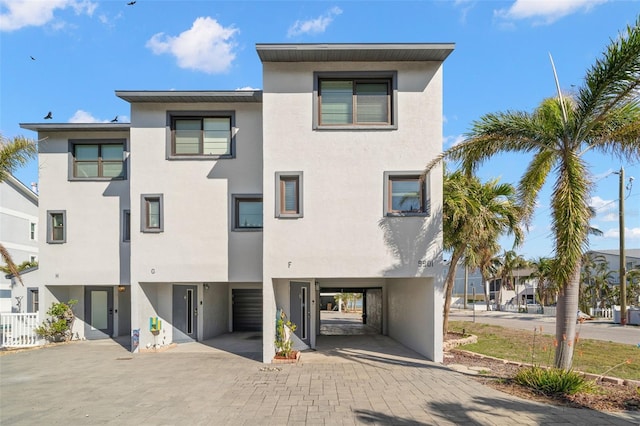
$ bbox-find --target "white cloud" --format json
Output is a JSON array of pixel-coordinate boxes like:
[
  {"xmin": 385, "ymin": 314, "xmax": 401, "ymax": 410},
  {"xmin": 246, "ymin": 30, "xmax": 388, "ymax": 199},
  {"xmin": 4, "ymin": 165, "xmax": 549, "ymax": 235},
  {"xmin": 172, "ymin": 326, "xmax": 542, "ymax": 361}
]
[
  {"xmin": 288, "ymin": 6, "xmax": 342, "ymax": 37},
  {"xmin": 0, "ymin": 0, "xmax": 97, "ymax": 32},
  {"xmin": 600, "ymin": 212, "xmax": 618, "ymax": 223},
  {"xmin": 68, "ymin": 110, "xmax": 108, "ymax": 123},
  {"xmin": 494, "ymin": 0, "xmax": 608, "ymax": 25},
  {"xmin": 589, "ymin": 195, "xmax": 616, "ymax": 213},
  {"xmin": 601, "ymin": 227, "xmax": 640, "ymax": 239},
  {"xmin": 443, "ymin": 134, "xmax": 465, "ymax": 148},
  {"xmin": 147, "ymin": 17, "xmax": 238, "ymax": 74},
  {"xmin": 235, "ymin": 86, "xmax": 261, "ymax": 91}
]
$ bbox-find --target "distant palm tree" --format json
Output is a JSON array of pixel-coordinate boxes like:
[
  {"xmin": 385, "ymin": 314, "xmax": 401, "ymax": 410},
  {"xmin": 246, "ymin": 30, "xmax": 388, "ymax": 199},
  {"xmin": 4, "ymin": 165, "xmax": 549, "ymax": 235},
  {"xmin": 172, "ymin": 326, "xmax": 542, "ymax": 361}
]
[
  {"xmin": 496, "ymin": 250, "xmax": 529, "ymax": 309},
  {"xmin": 441, "ymin": 170, "xmax": 523, "ymax": 334},
  {"xmin": 580, "ymin": 252, "xmax": 607, "ymax": 312},
  {"xmin": 528, "ymin": 257, "xmax": 556, "ymax": 307},
  {"xmin": 0, "ymin": 134, "xmax": 38, "ymax": 285},
  {"xmin": 428, "ymin": 17, "xmax": 640, "ymax": 369}
]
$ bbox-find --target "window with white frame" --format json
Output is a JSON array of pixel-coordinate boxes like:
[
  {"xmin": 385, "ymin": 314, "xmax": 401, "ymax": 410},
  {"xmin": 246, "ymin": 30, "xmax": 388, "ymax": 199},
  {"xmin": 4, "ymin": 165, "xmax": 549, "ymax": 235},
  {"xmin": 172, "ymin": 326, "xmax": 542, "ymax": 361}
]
[
  {"xmin": 141, "ymin": 194, "xmax": 163, "ymax": 233},
  {"xmin": 170, "ymin": 114, "xmax": 234, "ymax": 158},
  {"xmin": 383, "ymin": 172, "xmax": 429, "ymax": 216},
  {"xmin": 275, "ymin": 172, "xmax": 303, "ymax": 218},
  {"xmin": 233, "ymin": 195, "xmax": 263, "ymax": 230},
  {"xmin": 29, "ymin": 222, "xmax": 36, "ymax": 241},
  {"xmin": 46, "ymin": 210, "xmax": 66, "ymax": 243}
]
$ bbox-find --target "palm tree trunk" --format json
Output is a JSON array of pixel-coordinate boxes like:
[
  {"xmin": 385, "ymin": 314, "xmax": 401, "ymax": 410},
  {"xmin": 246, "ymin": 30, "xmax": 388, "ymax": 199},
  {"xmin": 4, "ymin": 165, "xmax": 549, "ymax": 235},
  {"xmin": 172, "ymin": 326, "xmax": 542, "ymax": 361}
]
[
  {"xmin": 442, "ymin": 250, "xmax": 464, "ymax": 337},
  {"xmin": 554, "ymin": 264, "xmax": 581, "ymax": 370}
]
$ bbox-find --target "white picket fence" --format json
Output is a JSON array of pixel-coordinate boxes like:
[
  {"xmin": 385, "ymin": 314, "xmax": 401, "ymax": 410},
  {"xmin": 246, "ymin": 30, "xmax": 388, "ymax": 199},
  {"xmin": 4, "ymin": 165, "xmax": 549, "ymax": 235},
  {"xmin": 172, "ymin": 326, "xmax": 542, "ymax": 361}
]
[
  {"xmin": 0, "ymin": 313, "xmax": 41, "ymax": 348},
  {"xmin": 589, "ymin": 307, "xmax": 613, "ymax": 319}
]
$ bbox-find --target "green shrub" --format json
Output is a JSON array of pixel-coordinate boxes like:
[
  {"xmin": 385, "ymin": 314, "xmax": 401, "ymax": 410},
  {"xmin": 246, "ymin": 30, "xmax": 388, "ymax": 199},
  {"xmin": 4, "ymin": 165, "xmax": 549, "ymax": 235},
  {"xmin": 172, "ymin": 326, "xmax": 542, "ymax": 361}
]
[
  {"xmin": 514, "ymin": 366, "xmax": 595, "ymax": 395},
  {"xmin": 35, "ymin": 299, "xmax": 77, "ymax": 342},
  {"xmin": 274, "ymin": 310, "xmax": 297, "ymax": 357}
]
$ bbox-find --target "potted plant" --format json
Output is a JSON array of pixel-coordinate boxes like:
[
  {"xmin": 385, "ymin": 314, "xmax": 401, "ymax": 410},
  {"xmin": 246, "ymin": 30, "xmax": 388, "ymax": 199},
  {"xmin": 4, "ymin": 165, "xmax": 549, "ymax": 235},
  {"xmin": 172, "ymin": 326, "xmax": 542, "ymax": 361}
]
[{"xmin": 273, "ymin": 309, "xmax": 299, "ymax": 363}]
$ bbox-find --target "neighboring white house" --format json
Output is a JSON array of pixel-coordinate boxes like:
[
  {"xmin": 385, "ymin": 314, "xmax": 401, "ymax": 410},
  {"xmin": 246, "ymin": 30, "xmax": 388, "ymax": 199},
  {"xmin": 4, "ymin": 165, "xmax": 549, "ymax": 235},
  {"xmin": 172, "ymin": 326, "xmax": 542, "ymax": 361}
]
[
  {"xmin": 586, "ymin": 249, "xmax": 640, "ymax": 285},
  {"xmin": 0, "ymin": 174, "xmax": 39, "ymax": 313},
  {"xmin": 20, "ymin": 42, "xmax": 454, "ymax": 362}
]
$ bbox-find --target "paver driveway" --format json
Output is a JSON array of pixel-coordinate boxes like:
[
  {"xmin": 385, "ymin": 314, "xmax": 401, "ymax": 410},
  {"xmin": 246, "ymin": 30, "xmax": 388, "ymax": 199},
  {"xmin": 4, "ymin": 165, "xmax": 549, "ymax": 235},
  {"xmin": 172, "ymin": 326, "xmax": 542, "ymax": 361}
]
[{"xmin": 2, "ymin": 334, "xmax": 639, "ymax": 425}]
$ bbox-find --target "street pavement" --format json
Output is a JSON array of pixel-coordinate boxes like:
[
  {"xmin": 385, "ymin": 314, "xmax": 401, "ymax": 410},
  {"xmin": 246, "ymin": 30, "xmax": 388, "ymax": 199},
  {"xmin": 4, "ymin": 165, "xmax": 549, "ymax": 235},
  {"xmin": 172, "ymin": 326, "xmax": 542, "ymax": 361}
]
[
  {"xmin": 449, "ymin": 309, "xmax": 639, "ymax": 346},
  {"xmin": 2, "ymin": 332, "xmax": 639, "ymax": 425}
]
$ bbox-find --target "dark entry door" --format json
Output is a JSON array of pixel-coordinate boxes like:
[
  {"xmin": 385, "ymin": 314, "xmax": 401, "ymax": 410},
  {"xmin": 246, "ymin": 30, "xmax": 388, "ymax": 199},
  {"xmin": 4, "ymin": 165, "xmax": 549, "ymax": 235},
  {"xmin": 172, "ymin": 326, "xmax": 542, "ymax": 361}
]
[
  {"xmin": 172, "ymin": 285, "xmax": 197, "ymax": 343},
  {"xmin": 290, "ymin": 281, "xmax": 310, "ymax": 346},
  {"xmin": 85, "ymin": 286, "xmax": 114, "ymax": 339}
]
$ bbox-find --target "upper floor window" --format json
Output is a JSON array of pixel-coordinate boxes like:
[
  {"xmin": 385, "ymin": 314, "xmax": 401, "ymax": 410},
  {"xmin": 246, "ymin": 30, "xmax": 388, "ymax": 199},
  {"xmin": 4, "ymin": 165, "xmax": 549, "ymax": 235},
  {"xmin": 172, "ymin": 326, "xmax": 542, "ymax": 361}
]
[
  {"xmin": 233, "ymin": 195, "xmax": 263, "ymax": 231},
  {"xmin": 141, "ymin": 194, "xmax": 163, "ymax": 233},
  {"xmin": 29, "ymin": 222, "xmax": 37, "ymax": 241},
  {"xmin": 275, "ymin": 172, "xmax": 303, "ymax": 218},
  {"xmin": 314, "ymin": 72, "xmax": 397, "ymax": 129},
  {"xmin": 47, "ymin": 210, "xmax": 66, "ymax": 243},
  {"xmin": 71, "ymin": 140, "xmax": 125, "ymax": 179},
  {"xmin": 170, "ymin": 114, "xmax": 234, "ymax": 158},
  {"xmin": 123, "ymin": 210, "xmax": 131, "ymax": 242},
  {"xmin": 383, "ymin": 172, "xmax": 429, "ymax": 217}
]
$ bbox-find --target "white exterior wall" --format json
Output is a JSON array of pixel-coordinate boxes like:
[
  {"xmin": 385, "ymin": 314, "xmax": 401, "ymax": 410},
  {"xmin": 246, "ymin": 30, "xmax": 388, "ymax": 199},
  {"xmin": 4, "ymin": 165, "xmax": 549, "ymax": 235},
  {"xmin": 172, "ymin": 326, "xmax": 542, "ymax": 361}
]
[
  {"xmin": 128, "ymin": 102, "xmax": 263, "ymax": 284},
  {"xmin": 37, "ymin": 131, "xmax": 130, "ymax": 288},
  {"xmin": 262, "ymin": 61, "xmax": 445, "ymax": 361},
  {"xmin": 128, "ymin": 102, "xmax": 263, "ymax": 350},
  {"xmin": 387, "ymin": 277, "xmax": 443, "ymax": 362},
  {"xmin": 1, "ymin": 177, "xmax": 38, "ymax": 312}
]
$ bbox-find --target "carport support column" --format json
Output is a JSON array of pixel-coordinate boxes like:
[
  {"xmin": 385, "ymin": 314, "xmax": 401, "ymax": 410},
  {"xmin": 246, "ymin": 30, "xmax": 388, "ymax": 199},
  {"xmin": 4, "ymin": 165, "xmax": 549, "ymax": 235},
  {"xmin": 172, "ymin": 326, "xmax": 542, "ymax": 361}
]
[
  {"xmin": 431, "ymin": 278, "xmax": 444, "ymax": 363},
  {"xmin": 262, "ymin": 279, "xmax": 276, "ymax": 363}
]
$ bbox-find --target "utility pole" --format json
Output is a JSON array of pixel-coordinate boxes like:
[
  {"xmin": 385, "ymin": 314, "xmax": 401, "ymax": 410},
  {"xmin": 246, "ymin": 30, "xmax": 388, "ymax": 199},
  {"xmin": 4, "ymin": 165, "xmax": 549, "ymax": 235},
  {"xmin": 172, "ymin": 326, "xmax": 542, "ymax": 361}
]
[{"xmin": 618, "ymin": 167, "xmax": 627, "ymax": 326}]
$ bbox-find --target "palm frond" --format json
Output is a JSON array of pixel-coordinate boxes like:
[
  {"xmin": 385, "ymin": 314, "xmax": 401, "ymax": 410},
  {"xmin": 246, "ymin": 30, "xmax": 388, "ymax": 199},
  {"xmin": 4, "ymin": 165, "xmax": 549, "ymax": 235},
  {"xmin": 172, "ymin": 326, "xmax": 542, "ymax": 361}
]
[
  {"xmin": 0, "ymin": 243, "xmax": 23, "ymax": 286},
  {"xmin": 0, "ymin": 134, "xmax": 37, "ymax": 183},
  {"xmin": 576, "ymin": 15, "xmax": 640, "ymax": 136}
]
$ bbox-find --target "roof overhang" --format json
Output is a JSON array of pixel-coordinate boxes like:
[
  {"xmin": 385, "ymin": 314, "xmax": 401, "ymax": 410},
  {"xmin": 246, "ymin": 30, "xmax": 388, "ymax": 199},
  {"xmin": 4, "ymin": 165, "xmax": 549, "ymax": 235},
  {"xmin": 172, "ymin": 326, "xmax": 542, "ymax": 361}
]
[
  {"xmin": 256, "ymin": 43, "xmax": 455, "ymax": 63},
  {"xmin": 115, "ymin": 90, "xmax": 262, "ymax": 103},
  {"xmin": 20, "ymin": 123, "xmax": 130, "ymax": 132},
  {"xmin": 4, "ymin": 174, "xmax": 38, "ymax": 204}
]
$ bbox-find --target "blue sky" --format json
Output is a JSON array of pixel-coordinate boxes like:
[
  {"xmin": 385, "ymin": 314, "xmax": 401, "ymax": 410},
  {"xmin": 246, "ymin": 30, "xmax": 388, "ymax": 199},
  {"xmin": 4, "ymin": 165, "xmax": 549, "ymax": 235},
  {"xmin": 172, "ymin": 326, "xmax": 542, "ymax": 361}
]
[{"xmin": 1, "ymin": 0, "xmax": 638, "ymax": 259}]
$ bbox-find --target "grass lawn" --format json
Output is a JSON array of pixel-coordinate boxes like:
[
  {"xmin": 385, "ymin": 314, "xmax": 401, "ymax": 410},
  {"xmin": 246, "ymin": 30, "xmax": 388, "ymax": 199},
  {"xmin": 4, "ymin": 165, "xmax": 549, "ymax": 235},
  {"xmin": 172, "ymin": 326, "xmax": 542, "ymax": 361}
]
[{"xmin": 449, "ymin": 321, "xmax": 640, "ymax": 381}]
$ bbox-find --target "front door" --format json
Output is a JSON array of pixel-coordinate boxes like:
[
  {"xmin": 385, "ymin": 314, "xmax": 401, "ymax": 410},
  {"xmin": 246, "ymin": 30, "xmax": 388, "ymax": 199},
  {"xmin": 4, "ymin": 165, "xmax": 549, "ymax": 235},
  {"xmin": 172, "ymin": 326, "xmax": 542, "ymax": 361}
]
[
  {"xmin": 85, "ymin": 286, "xmax": 114, "ymax": 339},
  {"xmin": 290, "ymin": 281, "xmax": 310, "ymax": 346},
  {"xmin": 172, "ymin": 285, "xmax": 198, "ymax": 343}
]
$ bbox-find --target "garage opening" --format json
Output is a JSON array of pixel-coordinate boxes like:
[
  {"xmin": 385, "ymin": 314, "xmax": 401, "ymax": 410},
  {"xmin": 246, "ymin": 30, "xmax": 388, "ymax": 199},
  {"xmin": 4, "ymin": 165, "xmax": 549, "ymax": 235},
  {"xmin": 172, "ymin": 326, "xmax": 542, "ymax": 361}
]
[
  {"xmin": 319, "ymin": 288, "xmax": 382, "ymax": 336},
  {"xmin": 232, "ymin": 289, "xmax": 262, "ymax": 331}
]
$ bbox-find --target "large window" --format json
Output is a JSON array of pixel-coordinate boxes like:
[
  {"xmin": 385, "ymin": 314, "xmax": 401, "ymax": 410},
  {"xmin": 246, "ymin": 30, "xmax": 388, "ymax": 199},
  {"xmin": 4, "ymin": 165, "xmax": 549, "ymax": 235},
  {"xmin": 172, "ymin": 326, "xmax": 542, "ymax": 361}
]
[
  {"xmin": 233, "ymin": 195, "xmax": 263, "ymax": 230},
  {"xmin": 46, "ymin": 210, "xmax": 66, "ymax": 243},
  {"xmin": 171, "ymin": 115, "xmax": 233, "ymax": 157},
  {"xmin": 275, "ymin": 172, "xmax": 303, "ymax": 218},
  {"xmin": 383, "ymin": 172, "xmax": 429, "ymax": 217},
  {"xmin": 315, "ymin": 73, "xmax": 396, "ymax": 129},
  {"xmin": 71, "ymin": 141, "xmax": 125, "ymax": 179},
  {"xmin": 141, "ymin": 194, "xmax": 163, "ymax": 233}
]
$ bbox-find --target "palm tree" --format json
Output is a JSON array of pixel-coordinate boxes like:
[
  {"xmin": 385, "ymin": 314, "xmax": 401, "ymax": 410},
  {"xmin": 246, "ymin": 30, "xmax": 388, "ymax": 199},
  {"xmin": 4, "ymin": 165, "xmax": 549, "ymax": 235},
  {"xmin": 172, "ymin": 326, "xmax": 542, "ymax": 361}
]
[
  {"xmin": 0, "ymin": 134, "xmax": 38, "ymax": 285},
  {"xmin": 580, "ymin": 252, "xmax": 607, "ymax": 312},
  {"xmin": 428, "ymin": 18, "xmax": 640, "ymax": 369},
  {"xmin": 441, "ymin": 170, "xmax": 523, "ymax": 334}
]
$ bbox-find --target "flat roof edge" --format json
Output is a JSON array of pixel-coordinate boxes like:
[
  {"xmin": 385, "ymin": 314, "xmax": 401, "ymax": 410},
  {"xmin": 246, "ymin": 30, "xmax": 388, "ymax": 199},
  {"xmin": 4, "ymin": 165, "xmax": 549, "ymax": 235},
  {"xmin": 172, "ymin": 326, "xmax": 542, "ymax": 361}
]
[
  {"xmin": 115, "ymin": 90, "xmax": 263, "ymax": 103},
  {"xmin": 20, "ymin": 123, "xmax": 131, "ymax": 132}
]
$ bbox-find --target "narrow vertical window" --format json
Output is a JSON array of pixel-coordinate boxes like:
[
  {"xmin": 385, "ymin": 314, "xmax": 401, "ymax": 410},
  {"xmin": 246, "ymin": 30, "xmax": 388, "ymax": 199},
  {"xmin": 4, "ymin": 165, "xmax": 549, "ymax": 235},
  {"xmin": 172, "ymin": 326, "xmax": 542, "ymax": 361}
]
[
  {"xmin": 29, "ymin": 222, "xmax": 36, "ymax": 240},
  {"xmin": 123, "ymin": 210, "xmax": 131, "ymax": 242},
  {"xmin": 141, "ymin": 194, "xmax": 164, "ymax": 232},
  {"xmin": 275, "ymin": 172, "xmax": 303, "ymax": 218},
  {"xmin": 47, "ymin": 210, "xmax": 66, "ymax": 243}
]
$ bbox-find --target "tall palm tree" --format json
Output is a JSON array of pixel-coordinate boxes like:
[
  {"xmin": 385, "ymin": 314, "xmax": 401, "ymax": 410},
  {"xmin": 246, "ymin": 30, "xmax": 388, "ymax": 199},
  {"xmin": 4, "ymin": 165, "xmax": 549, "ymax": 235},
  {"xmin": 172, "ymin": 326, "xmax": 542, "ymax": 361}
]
[
  {"xmin": 429, "ymin": 18, "xmax": 640, "ymax": 369},
  {"xmin": 528, "ymin": 257, "xmax": 555, "ymax": 307},
  {"xmin": 441, "ymin": 169, "xmax": 523, "ymax": 335},
  {"xmin": 0, "ymin": 134, "xmax": 38, "ymax": 285}
]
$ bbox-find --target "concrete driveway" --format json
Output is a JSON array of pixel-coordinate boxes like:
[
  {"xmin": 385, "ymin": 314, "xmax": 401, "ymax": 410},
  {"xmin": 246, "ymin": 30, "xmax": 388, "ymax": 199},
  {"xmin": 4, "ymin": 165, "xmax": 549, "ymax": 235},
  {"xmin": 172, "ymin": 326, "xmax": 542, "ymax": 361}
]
[{"xmin": 2, "ymin": 334, "xmax": 639, "ymax": 425}]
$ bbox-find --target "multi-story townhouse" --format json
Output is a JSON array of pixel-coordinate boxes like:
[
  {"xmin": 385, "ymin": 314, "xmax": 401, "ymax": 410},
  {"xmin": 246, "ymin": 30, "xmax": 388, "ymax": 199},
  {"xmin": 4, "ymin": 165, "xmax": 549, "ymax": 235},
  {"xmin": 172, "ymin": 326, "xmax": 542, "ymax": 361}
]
[
  {"xmin": 0, "ymin": 174, "xmax": 39, "ymax": 313},
  {"xmin": 21, "ymin": 42, "xmax": 453, "ymax": 362}
]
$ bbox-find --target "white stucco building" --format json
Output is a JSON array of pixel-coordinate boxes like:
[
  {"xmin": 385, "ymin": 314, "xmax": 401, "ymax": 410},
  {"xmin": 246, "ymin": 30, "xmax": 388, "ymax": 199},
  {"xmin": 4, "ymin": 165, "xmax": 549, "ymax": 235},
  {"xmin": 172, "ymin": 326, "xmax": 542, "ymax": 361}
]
[
  {"xmin": 0, "ymin": 174, "xmax": 39, "ymax": 313},
  {"xmin": 20, "ymin": 43, "xmax": 454, "ymax": 362}
]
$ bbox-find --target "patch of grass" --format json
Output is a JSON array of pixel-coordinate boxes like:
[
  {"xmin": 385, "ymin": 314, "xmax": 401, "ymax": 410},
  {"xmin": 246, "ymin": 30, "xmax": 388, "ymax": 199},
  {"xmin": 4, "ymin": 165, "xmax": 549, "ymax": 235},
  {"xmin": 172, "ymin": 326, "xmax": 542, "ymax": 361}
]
[
  {"xmin": 514, "ymin": 366, "xmax": 595, "ymax": 395},
  {"xmin": 449, "ymin": 321, "xmax": 640, "ymax": 381}
]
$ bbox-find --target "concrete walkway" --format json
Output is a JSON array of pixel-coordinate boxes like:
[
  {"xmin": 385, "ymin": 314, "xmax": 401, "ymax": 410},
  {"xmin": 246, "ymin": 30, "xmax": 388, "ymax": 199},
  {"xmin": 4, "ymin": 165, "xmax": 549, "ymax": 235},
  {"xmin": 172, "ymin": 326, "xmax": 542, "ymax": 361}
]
[{"xmin": 2, "ymin": 335, "xmax": 639, "ymax": 425}]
